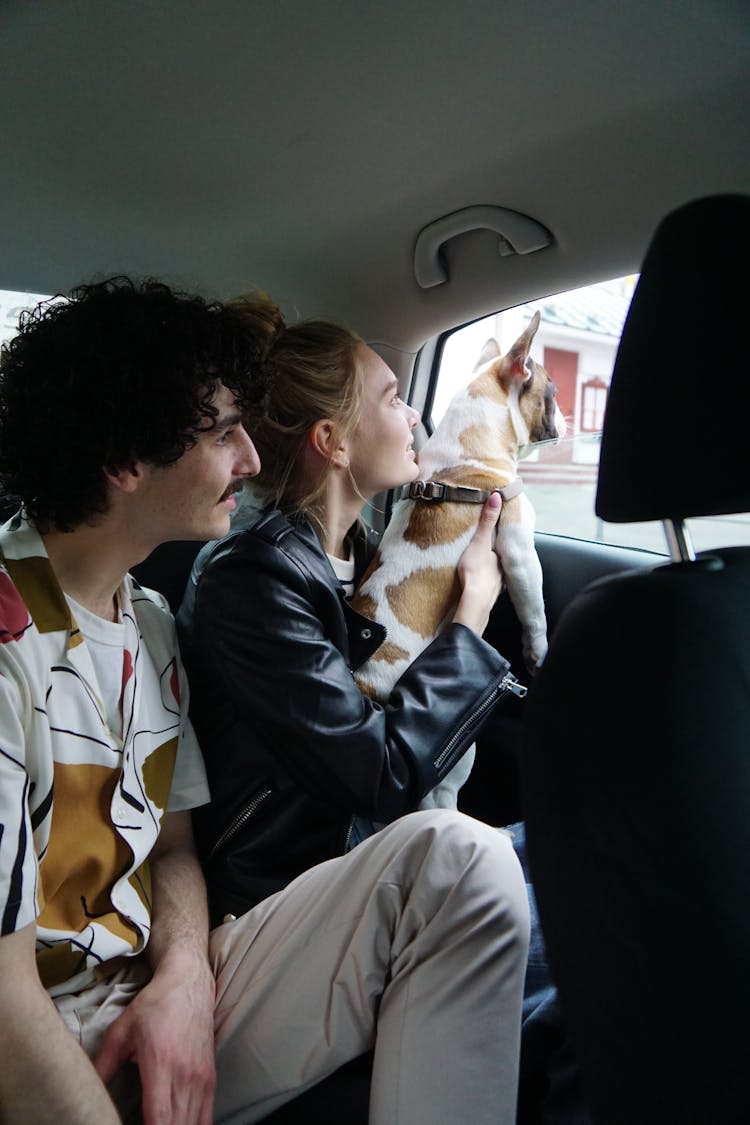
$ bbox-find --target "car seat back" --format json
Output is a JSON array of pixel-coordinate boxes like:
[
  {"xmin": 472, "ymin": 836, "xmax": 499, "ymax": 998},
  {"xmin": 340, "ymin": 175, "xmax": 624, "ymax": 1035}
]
[{"xmin": 521, "ymin": 194, "xmax": 750, "ymax": 1125}]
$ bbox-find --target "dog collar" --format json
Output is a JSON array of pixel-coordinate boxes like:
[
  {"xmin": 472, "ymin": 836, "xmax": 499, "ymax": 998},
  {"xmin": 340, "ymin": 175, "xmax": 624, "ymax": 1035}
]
[{"xmin": 397, "ymin": 478, "xmax": 524, "ymax": 504}]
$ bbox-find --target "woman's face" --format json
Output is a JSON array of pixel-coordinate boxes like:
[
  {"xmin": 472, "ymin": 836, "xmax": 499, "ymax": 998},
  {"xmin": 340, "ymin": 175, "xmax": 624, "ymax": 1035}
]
[{"xmin": 346, "ymin": 345, "xmax": 420, "ymax": 498}]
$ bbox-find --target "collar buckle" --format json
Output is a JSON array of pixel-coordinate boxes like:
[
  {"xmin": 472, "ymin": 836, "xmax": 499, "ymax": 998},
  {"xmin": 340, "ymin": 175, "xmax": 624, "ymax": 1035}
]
[{"xmin": 408, "ymin": 480, "xmax": 445, "ymax": 501}]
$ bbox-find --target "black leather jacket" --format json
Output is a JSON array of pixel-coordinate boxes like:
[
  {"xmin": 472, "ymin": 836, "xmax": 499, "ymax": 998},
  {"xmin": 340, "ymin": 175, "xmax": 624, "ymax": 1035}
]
[{"xmin": 177, "ymin": 508, "xmax": 512, "ymax": 926}]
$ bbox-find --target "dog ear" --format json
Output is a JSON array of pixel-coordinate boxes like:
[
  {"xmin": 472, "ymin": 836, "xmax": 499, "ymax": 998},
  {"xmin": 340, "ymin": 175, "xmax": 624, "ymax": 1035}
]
[
  {"xmin": 475, "ymin": 338, "xmax": 501, "ymax": 370},
  {"xmin": 503, "ymin": 310, "xmax": 541, "ymax": 384}
]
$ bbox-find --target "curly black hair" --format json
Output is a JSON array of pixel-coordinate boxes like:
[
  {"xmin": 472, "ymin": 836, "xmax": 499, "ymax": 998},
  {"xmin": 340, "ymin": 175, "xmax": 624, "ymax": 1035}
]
[{"xmin": 0, "ymin": 276, "xmax": 269, "ymax": 530}]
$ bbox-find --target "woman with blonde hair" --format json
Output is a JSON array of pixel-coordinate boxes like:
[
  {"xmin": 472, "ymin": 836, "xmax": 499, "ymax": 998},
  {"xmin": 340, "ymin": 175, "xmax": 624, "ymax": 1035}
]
[{"xmin": 176, "ymin": 294, "xmax": 529, "ymax": 1123}]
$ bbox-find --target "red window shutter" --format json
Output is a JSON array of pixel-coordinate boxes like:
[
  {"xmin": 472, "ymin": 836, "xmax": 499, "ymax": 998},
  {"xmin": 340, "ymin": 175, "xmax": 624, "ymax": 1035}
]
[{"xmin": 581, "ymin": 376, "xmax": 608, "ymax": 431}]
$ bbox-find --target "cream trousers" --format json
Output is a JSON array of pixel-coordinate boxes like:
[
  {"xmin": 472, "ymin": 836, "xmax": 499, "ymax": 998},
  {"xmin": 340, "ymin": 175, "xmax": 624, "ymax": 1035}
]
[{"xmin": 56, "ymin": 809, "xmax": 529, "ymax": 1124}]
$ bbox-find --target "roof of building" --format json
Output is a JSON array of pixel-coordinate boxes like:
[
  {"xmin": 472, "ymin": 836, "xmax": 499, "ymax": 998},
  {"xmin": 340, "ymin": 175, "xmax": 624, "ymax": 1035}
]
[{"xmin": 526, "ymin": 277, "xmax": 637, "ymax": 338}]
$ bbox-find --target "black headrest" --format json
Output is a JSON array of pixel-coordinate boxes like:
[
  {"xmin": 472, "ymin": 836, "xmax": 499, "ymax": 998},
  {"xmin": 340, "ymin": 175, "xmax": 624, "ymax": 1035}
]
[{"xmin": 596, "ymin": 194, "xmax": 750, "ymax": 523}]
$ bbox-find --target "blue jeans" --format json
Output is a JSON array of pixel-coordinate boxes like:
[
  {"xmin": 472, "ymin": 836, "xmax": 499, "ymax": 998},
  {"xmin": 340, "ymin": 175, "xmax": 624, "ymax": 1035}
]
[{"xmin": 509, "ymin": 822, "xmax": 593, "ymax": 1125}]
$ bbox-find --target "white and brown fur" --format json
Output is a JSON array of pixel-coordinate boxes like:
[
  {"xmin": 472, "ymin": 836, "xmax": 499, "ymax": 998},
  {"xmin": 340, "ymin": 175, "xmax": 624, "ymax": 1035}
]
[{"xmin": 352, "ymin": 311, "xmax": 565, "ymax": 808}]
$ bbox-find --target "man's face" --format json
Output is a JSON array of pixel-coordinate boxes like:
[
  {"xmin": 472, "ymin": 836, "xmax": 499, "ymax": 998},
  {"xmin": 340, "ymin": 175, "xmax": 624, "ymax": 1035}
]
[{"xmin": 138, "ymin": 384, "xmax": 261, "ymax": 542}]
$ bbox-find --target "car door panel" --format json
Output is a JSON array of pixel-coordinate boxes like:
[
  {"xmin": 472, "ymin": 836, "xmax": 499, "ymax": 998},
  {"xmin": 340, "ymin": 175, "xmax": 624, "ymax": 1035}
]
[{"xmin": 459, "ymin": 533, "xmax": 663, "ymax": 826}]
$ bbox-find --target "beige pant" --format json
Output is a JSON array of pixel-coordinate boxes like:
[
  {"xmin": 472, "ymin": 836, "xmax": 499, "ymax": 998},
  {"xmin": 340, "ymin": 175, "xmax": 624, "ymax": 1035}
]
[{"xmin": 56, "ymin": 809, "xmax": 529, "ymax": 1124}]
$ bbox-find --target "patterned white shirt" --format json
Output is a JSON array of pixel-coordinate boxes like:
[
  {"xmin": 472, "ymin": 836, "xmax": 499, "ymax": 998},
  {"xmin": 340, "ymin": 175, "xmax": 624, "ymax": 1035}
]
[{"xmin": 0, "ymin": 514, "xmax": 209, "ymax": 997}]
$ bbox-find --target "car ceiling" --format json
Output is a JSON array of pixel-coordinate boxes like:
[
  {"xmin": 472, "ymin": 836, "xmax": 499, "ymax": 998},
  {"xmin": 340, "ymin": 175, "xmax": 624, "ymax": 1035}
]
[{"xmin": 2, "ymin": 0, "xmax": 749, "ymax": 358}]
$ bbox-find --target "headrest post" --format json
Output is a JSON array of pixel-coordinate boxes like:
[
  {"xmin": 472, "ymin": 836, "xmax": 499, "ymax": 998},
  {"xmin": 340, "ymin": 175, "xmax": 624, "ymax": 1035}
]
[{"xmin": 663, "ymin": 518, "xmax": 696, "ymax": 563}]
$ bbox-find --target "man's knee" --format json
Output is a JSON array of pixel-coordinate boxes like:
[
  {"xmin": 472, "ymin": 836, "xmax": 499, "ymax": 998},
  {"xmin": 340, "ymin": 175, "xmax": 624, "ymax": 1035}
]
[{"xmin": 390, "ymin": 807, "xmax": 516, "ymax": 868}]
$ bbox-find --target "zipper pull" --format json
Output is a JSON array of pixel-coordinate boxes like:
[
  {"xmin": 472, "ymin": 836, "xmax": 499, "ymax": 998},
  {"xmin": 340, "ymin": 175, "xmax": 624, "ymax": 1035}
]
[{"xmin": 500, "ymin": 672, "xmax": 528, "ymax": 699}]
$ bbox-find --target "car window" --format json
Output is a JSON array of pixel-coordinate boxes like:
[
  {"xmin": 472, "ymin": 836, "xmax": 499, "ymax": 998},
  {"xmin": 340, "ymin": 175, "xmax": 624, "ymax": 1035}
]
[
  {"xmin": 430, "ymin": 278, "xmax": 750, "ymax": 555},
  {"xmin": 1, "ymin": 288, "xmax": 52, "ymax": 346}
]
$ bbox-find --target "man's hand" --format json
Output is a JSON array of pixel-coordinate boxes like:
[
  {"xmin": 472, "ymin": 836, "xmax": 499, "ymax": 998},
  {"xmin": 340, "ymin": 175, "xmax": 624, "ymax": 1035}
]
[
  {"xmin": 453, "ymin": 492, "xmax": 504, "ymax": 635},
  {"xmin": 94, "ymin": 809, "xmax": 217, "ymax": 1124},
  {"xmin": 94, "ymin": 948, "xmax": 216, "ymax": 1125}
]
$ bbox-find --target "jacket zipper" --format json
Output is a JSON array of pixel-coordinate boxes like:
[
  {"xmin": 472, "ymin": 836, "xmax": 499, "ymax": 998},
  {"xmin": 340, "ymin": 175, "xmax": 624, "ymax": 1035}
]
[
  {"xmin": 434, "ymin": 672, "xmax": 527, "ymax": 773},
  {"xmin": 209, "ymin": 787, "xmax": 272, "ymax": 858}
]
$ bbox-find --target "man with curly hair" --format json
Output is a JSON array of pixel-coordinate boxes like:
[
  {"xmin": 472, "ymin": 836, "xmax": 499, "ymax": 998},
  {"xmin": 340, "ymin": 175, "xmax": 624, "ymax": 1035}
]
[
  {"xmin": 0, "ymin": 277, "xmax": 529, "ymax": 1125},
  {"xmin": 0, "ymin": 277, "xmax": 268, "ymax": 1123}
]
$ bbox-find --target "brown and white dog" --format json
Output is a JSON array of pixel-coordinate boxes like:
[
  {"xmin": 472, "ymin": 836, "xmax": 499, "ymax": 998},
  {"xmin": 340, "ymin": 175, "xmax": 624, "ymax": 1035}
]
[{"xmin": 351, "ymin": 311, "xmax": 565, "ymax": 808}]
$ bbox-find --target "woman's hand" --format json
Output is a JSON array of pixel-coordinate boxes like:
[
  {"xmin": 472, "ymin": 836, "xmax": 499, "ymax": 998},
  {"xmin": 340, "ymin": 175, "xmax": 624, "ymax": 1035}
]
[{"xmin": 453, "ymin": 492, "xmax": 504, "ymax": 636}]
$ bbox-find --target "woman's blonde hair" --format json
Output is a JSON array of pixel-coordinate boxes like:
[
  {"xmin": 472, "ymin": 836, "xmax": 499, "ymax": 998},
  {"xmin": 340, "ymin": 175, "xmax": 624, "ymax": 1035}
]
[{"xmin": 229, "ymin": 292, "xmax": 366, "ymax": 537}]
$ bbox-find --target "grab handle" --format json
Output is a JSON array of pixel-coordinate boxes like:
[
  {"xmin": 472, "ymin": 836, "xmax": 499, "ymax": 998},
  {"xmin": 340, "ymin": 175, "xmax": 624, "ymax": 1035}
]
[{"xmin": 414, "ymin": 204, "xmax": 553, "ymax": 289}]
